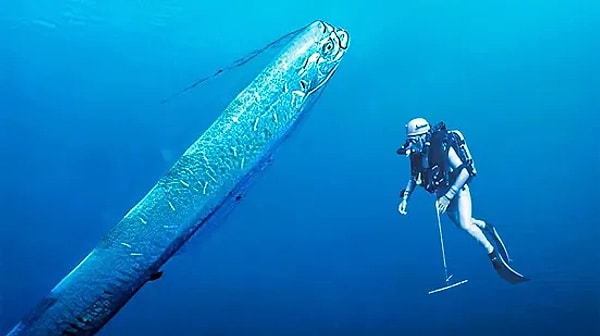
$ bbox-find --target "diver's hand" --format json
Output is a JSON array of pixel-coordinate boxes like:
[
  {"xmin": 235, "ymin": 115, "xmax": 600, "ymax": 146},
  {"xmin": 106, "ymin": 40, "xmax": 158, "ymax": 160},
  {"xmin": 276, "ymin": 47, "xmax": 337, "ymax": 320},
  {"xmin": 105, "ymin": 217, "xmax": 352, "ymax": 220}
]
[
  {"xmin": 436, "ymin": 195, "xmax": 451, "ymax": 214},
  {"xmin": 398, "ymin": 199, "xmax": 408, "ymax": 215}
]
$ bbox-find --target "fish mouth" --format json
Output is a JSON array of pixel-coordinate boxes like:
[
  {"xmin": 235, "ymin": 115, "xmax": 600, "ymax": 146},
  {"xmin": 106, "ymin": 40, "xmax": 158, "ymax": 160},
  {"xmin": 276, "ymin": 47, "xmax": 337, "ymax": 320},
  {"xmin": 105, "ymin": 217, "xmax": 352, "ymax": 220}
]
[{"xmin": 335, "ymin": 29, "xmax": 349, "ymax": 50}]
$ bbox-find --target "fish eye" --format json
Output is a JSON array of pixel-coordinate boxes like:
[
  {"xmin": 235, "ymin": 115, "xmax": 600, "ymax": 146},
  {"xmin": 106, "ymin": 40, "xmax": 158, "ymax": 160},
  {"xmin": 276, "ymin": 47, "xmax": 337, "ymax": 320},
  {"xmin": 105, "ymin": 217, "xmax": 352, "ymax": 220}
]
[{"xmin": 322, "ymin": 40, "xmax": 334, "ymax": 54}]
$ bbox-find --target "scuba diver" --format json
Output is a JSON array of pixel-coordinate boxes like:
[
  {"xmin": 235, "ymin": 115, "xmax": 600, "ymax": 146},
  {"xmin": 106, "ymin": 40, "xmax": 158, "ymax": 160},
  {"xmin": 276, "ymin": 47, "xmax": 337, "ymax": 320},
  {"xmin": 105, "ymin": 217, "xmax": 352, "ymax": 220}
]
[{"xmin": 396, "ymin": 117, "xmax": 529, "ymax": 284}]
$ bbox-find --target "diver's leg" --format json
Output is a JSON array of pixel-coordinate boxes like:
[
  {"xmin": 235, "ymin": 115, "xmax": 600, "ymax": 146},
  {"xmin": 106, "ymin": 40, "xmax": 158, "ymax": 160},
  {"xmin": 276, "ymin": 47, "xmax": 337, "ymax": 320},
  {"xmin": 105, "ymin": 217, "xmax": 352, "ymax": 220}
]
[
  {"xmin": 449, "ymin": 189, "xmax": 528, "ymax": 283},
  {"xmin": 472, "ymin": 218, "xmax": 511, "ymax": 262},
  {"xmin": 452, "ymin": 188, "xmax": 495, "ymax": 254},
  {"xmin": 472, "ymin": 218, "xmax": 486, "ymax": 230},
  {"xmin": 448, "ymin": 209, "xmax": 487, "ymax": 230},
  {"xmin": 466, "ymin": 196, "xmax": 511, "ymax": 261}
]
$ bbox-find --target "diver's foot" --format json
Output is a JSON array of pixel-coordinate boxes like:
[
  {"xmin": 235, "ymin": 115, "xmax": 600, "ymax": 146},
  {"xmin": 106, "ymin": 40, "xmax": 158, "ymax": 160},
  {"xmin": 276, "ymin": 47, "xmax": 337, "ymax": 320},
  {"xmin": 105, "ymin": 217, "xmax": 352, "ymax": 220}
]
[
  {"xmin": 488, "ymin": 249, "xmax": 503, "ymax": 270},
  {"xmin": 487, "ymin": 249, "xmax": 530, "ymax": 284},
  {"xmin": 483, "ymin": 222, "xmax": 511, "ymax": 263}
]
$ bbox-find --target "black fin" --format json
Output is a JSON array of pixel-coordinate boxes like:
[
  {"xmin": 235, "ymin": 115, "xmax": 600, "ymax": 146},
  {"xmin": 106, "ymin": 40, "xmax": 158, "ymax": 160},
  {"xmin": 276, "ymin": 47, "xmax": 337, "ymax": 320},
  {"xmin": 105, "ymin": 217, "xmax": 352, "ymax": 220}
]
[
  {"xmin": 149, "ymin": 271, "xmax": 163, "ymax": 281},
  {"xmin": 485, "ymin": 223, "xmax": 511, "ymax": 263},
  {"xmin": 489, "ymin": 251, "xmax": 529, "ymax": 284}
]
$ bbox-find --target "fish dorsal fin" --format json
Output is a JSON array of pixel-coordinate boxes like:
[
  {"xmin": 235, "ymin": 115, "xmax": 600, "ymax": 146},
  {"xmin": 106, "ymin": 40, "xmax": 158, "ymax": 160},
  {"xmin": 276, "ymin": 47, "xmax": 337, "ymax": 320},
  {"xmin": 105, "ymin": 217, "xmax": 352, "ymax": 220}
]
[{"xmin": 159, "ymin": 25, "xmax": 306, "ymax": 104}]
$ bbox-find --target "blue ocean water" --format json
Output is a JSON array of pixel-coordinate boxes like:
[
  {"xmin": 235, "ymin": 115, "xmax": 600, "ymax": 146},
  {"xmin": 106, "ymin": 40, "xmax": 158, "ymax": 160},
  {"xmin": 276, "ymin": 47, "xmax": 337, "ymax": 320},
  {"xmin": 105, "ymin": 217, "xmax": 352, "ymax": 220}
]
[{"xmin": 1, "ymin": 0, "xmax": 598, "ymax": 335}]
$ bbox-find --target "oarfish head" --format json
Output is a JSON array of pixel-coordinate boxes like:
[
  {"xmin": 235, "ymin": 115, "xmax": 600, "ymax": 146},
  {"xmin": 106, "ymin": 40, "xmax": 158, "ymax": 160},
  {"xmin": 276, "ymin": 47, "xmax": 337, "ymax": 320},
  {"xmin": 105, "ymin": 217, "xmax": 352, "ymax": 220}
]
[{"xmin": 296, "ymin": 20, "xmax": 350, "ymax": 96}]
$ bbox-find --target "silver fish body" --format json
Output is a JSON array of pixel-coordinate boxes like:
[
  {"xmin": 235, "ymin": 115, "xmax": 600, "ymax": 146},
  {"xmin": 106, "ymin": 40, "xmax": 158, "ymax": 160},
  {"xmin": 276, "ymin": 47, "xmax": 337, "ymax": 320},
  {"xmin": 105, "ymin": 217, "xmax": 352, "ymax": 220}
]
[{"xmin": 7, "ymin": 20, "xmax": 349, "ymax": 336}]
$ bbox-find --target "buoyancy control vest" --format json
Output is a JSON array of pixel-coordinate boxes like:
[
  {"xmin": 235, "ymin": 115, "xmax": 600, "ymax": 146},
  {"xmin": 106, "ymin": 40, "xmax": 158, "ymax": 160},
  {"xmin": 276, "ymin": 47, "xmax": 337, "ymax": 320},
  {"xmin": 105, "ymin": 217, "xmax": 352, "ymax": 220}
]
[{"xmin": 408, "ymin": 121, "xmax": 477, "ymax": 194}]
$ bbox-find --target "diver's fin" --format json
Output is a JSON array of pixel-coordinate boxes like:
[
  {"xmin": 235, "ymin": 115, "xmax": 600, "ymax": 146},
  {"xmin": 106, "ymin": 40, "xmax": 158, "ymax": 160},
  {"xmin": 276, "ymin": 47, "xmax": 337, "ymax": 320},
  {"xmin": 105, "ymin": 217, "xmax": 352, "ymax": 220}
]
[
  {"xmin": 488, "ymin": 250, "xmax": 529, "ymax": 284},
  {"xmin": 149, "ymin": 271, "xmax": 163, "ymax": 282},
  {"xmin": 484, "ymin": 222, "xmax": 511, "ymax": 263}
]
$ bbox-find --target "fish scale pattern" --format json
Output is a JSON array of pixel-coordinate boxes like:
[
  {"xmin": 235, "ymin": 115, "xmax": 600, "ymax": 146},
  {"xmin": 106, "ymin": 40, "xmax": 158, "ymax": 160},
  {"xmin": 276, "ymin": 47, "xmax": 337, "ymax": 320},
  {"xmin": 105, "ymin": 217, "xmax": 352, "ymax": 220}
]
[{"xmin": 8, "ymin": 20, "xmax": 349, "ymax": 336}]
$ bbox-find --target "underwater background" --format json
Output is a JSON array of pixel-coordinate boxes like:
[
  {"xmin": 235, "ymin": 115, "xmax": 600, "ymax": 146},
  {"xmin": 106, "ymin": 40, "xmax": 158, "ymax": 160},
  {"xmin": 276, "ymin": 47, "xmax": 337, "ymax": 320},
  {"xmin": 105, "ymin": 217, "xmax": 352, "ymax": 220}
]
[{"xmin": 1, "ymin": 0, "xmax": 598, "ymax": 335}]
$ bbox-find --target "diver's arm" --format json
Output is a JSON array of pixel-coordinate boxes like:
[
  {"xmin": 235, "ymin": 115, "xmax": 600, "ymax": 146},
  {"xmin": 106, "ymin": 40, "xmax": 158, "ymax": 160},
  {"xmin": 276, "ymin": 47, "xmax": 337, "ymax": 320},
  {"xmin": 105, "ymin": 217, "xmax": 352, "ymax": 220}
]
[
  {"xmin": 444, "ymin": 146, "xmax": 470, "ymax": 200},
  {"xmin": 400, "ymin": 177, "xmax": 417, "ymax": 201}
]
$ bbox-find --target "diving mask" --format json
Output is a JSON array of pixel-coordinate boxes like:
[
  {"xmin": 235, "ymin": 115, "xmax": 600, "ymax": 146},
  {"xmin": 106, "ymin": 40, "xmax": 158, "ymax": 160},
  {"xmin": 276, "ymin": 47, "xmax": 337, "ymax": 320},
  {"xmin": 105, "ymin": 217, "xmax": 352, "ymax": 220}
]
[{"xmin": 396, "ymin": 134, "xmax": 430, "ymax": 156}]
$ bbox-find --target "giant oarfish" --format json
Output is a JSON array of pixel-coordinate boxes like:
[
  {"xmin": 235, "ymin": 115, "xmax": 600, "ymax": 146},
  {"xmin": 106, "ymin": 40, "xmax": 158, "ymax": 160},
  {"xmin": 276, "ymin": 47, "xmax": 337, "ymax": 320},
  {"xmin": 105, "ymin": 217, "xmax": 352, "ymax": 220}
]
[{"xmin": 7, "ymin": 19, "xmax": 350, "ymax": 336}]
